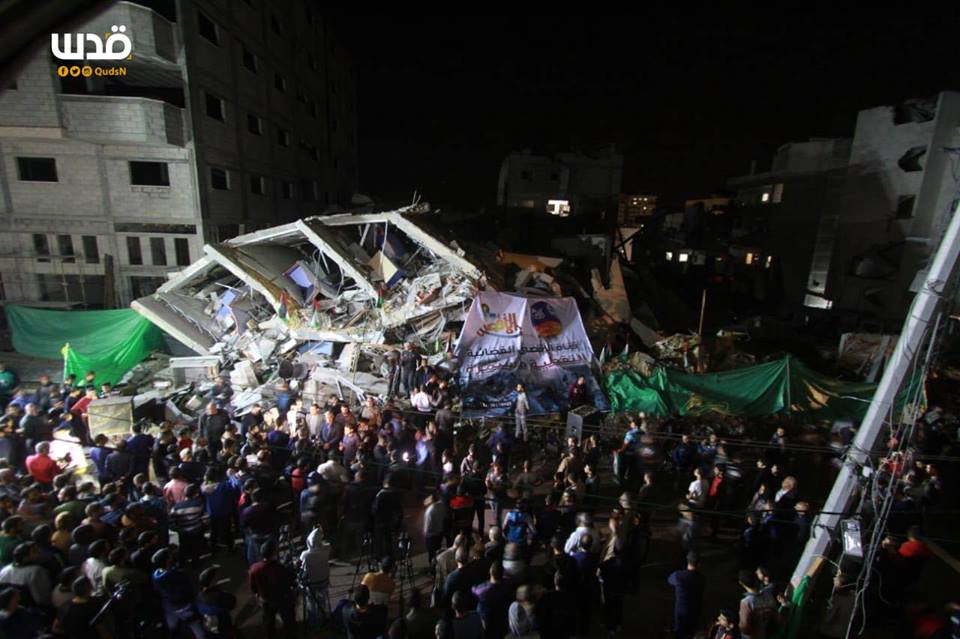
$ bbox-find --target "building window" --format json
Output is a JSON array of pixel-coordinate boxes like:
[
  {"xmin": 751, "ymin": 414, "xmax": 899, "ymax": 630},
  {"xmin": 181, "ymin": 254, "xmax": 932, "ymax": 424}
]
[
  {"xmin": 57, "ymin": 235, "xmax": 75, "ymax": 262},
  {"xmin": 246, "ymin": 113, "xmax": 262, "ymax": 135},
  {"xmin": 16, "ymin": 157, "xmax": 58, "ymax": 182},
  {"xmin": 205, "ymin": 93, "xmax": 225, "ymax": 121},
  {"xmin": 665, "ymin": 251, "xmax": 673, "ymax": 261},
  {"xmin": 678, "ymin": 252, "xmax": 690, "ymax": 263},
  {"xmin": 761, "ymin": 192, "xmax": 770, "ymax": 203},
  {"xmin": 277, "ymin": 128, "xmax": 289, "ymax": 147},
  {"xmin": 129, "ymin": 161, "xmax": 170, "ymax": 186},
  {"xmin": 274, "ymin": 74, "xmax": 287, "ymax": 93},
  {"xmin": 33, "ymin": 234, "xmax": 50, "ymax": 261},
  {"xmin": 197, "ymin": 11, "xmax": 219, "ymax": 45},
  {"xmin": 745, "ymin": 252, "xmax": 756, "ymax": 265},
  {"xmin": 210, "ymin": 167, "xmax": 230, "ymax": 190},
  {"xmin": 8, "ymin": 80, "xmax": 16, "ymax": 91},
  {"xmin": 82, "ymin": 235, "xmax": 99, "ymax": 264},
  {"xmin": 281, "ymin": 182, "xmax": 294, "ymax": 200},
  {"xmin": 518, "ymin": 199, "xmax": 536, "ymax": 209},
  {"xmin": 546, "ymin": 199, "xmax": 570, "ymax": 217},
  {"xmin": 249, "ymin": 175, "xmax": 266, "ymax": 195},
  {"xmin": 898, "ymin": 146, "xmax": 927, "ymax": 172},
  {"xmin": 772, "ymin": 183, "xmax": 784, "ymax": 203},
  {"xmin": 241, "ymin": 45, "xmax": 257, "ymax": 72},
  {"xmin": 896, "ymin": 194, "xmax": 916, "ymax": 219},
  {"xmin": 270, "ymin": 15, "xmax": 282, "ymax": 35},
  {"xmin": 175, "ymin": 238, "xmax": 190, "ymax": 266},
  {"xmin": 127, "ymin": 236, "xmax": 143, "ymax": 265},
  {"xmin": 150, "ymin": 237, "xmax": 167, "ymax": 266}
]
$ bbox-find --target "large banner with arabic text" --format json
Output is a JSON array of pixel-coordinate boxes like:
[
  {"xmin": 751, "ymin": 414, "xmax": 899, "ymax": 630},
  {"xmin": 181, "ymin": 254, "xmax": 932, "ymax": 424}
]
[{"xmin": 456, "ymin": 292, "xmax": 609, "ymax": 417}]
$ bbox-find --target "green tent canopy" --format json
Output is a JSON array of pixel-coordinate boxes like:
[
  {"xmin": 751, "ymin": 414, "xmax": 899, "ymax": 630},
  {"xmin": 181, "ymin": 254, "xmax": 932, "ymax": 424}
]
[
  {"xmin": 604, "ymin": 355, "xmax": 924, "ymax": 420},
  {"xmin": 5, "ymin": 305, "xmax": 163, "ymax": 386}
]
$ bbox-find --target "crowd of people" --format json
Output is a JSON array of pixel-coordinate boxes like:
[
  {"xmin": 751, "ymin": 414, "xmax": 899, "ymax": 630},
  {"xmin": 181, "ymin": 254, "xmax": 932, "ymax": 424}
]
[{"xmin": 0, "ymin": 355, "xmax": 954, "ymax": 639}]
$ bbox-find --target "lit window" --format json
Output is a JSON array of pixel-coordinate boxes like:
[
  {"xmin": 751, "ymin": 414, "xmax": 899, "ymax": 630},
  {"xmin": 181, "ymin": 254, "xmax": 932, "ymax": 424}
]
[
  {"xmin": 678, "ymin": 252, "xmax": 689, "ymax": 263},
  {"xmin": 518, "ymin": 199, "xmax": 536, "ymax": 209},
  {"xmin": 745, "ymin": 253, "xmax": 755, "ymax": 265},
  {"xmin": 765, "ymin": 256, "xmax": 773, "ymax": 269},
  {"xmin": 804, "ymin": 294, "xmax": 833, "ymax": 309},
  {"xmin": 761, "ymin": 192, "xmax": 770, "ymax": 203},
  {"xmin": 665, "ymin": 251, "xmax": 673, "ymax": 261},
  {"xmin": 546, "ymin": 199, "xmax": 571, "ymax": 216}
]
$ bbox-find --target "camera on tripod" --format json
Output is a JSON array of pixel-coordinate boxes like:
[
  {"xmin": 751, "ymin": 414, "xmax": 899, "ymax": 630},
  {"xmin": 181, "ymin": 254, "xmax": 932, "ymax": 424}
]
[{"xmin": 397, "ymin": 532, "xmax": 412, "ymax": 560}]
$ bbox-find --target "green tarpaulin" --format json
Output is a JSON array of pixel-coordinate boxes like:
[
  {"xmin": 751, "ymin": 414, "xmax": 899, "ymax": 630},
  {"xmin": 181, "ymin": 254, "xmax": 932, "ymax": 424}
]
[
  {"xmin": 5, "ymin": 305, "xmax": 163, "ymax": 385},
  {"xmin": 605, "ymin": 355, "xmax": 924, "ymax": 420}
]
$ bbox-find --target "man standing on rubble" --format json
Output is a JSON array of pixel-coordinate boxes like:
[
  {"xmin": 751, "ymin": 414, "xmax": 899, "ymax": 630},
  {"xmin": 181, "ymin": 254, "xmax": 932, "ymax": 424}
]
[
  {"xmin": 401, "ymin": 343, "xmax": 419, "ymax": 396},
  {"xmin": 199, "ymin": 402, "xmax": 230, "ymax": 457},
  {"xmin": 386, "ymin": 349, "xmax": 401, "ymax": 398}
]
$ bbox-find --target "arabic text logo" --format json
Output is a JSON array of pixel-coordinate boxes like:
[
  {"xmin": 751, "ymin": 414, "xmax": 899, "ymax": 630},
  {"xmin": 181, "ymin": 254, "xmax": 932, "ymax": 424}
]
[
  {"xmin": 476, "ymin": 303, "xmax": 519, "ymax": 337},
  {"xmin": 52, "ymin": 25, "xmax": 132, "ymax": 62}
]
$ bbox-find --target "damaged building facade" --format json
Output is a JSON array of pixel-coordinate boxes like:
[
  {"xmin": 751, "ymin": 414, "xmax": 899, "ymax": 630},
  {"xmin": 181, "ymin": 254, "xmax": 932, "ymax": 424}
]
[
  {"xmin": 132, "ymin": 205, "xmax": 485, "ymax": 411},
  {"xmin": 0, "ymin": 0, "xmax": 357, "ymax": 307}
]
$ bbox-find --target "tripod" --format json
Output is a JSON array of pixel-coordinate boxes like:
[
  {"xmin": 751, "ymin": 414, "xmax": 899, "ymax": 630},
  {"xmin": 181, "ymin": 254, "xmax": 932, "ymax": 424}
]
[
  {"xmin": 394, "ymin": 532, "xmax": 417, "ymax": 617},
  {"xmin": 350, "ymin": 532, "xmax": 378, "ymax": 592}
]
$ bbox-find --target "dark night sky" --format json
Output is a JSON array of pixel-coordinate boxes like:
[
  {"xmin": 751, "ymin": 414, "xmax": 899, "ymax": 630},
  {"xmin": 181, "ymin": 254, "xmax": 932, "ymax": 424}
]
[{"xmin": 332, "ymin": 11, "xmax": 960, "ymax": 209}]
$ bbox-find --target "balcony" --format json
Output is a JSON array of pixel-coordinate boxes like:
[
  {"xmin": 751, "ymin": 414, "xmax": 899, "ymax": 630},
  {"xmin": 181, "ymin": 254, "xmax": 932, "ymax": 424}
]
[
  {"xmin": 61, "ymin": 95, "xmax": 185, "ymax": 146},
  {"xmin": 78, "ymin": 1, "xmax": 178, "ymax": 65}
]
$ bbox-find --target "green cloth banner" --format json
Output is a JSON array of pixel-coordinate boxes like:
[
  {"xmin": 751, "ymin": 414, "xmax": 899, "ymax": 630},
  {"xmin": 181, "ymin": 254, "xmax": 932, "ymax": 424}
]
[
  {"xmin": 604, "ymin": 355, "xmax": 923, "ymax": 420},
  {"xmin": 5, "ymin": 305, "xmax": 163, "ymax": 385}
]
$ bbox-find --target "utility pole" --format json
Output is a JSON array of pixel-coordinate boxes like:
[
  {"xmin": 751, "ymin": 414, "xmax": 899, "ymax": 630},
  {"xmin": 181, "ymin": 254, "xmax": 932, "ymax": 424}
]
[{"xmin": 790, "ymin": 200, "xmax": 960, "ymax": 587}]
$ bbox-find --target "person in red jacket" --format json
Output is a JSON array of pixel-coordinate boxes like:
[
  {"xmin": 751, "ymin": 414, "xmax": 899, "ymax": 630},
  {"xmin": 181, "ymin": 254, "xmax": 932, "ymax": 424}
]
[{"xmin": 25, "ymin": 442, "xmax": 69, "ymax": 487}]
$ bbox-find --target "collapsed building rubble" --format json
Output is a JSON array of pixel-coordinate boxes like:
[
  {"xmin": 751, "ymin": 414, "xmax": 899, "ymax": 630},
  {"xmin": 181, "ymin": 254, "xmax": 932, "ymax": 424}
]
[{"xmin": 130, "ymin": 204, "xmax": 486, "ymax": 419}]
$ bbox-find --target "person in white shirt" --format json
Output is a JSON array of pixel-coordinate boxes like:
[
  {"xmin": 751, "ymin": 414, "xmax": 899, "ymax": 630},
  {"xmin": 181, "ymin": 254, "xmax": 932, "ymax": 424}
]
[
  {"xmin": 687, "ymin": 467, "xmax": 709, "ymax": 509},
  {"xmin": 81, "ymin": 539, "xmax": 109, "ymax": 597},
  {"xmin": 411, "ymin": 387, "xmax": 433, "ymax": 413},
  {"xmin": 317, "ymin": 454, "xmax": 350, "ymax": 485},
  {"xmin": 564, "ymin": 512, "xmax": 601, "ymax": 555}
]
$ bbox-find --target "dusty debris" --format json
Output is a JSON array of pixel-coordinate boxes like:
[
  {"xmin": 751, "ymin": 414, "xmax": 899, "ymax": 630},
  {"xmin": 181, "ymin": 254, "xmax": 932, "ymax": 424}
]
[{"xmin": 130, "ymin": 204, "xmax": 488, "ymax": 417}]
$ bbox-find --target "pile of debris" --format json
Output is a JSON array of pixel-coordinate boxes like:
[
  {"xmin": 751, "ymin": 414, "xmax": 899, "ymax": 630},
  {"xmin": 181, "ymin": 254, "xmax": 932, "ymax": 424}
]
[{"xmin": 129, "ymin": 204, "xmax": 485, "ymax": 419}]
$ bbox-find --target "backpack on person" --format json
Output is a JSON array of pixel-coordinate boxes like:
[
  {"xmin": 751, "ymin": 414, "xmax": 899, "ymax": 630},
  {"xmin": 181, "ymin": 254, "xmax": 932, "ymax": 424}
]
[{"xmin": 504, "ymin": 509, "xmax": 529, "ymax": 544}]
